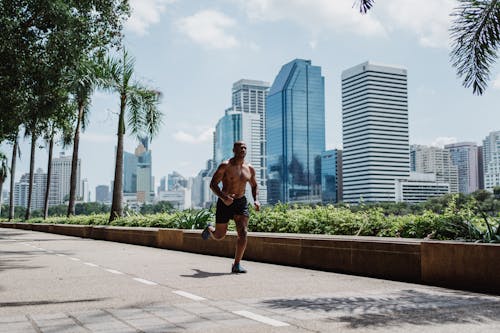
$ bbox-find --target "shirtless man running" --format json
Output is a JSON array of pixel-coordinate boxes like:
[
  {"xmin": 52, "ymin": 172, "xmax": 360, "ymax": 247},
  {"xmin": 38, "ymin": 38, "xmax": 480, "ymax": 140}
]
[{"xmin": 201, "ymin": 141, "xmax": 260, "ymax": 273}]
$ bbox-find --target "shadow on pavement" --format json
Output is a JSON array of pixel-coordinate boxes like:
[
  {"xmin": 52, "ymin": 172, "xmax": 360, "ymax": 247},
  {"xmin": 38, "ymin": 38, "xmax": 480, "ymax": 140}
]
[
  {"xmin": 180, "ymin": 269, "xmax": 233, "ymax": 278},
  {"xmin": 0, "ymin": 298, "xmax": 107, "ymax": 308},
  {"xmin": 262, "ymin": 289, "xmax": 500, "ymax": 328}
]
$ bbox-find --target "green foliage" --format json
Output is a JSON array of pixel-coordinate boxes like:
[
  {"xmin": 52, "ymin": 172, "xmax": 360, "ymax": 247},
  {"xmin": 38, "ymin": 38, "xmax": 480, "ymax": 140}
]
[{"xmin": 3, "ymin": 192, "xmax": 499, "ymax": 243}]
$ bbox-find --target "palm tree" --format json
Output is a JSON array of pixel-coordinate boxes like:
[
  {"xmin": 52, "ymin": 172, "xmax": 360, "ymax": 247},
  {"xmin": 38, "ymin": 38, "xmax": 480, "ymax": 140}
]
[
  {"xmin": 450, "ymin": 0, "xmax": 500, "ymax": 95},
  {"xmin": 67, "ymin": 58, "xmax": 100, "ymax": 217},
  {"xmin": 8, "ymin": 133, "xmax": 19, "ymax": 221},
  {"xmin": 0, "ymin": 151, "xmax": 8, "ymax": 217},
  {"xmin": 101, "ymin": 49, "xmax": 163, "ymax": 222},
  {"xmin": 354, "ymin": 0, "xmax": 500, "ymax": 95}
]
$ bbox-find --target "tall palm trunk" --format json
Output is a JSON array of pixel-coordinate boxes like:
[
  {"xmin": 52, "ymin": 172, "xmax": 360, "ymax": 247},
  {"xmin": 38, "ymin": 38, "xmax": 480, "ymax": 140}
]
[
  {"xmin": 67, "ymin": 101, "xmax": 85, "ymax": 217},
  {"xmin": 24, "ymin": 133, "xmax": 36, "ymax": 220},
  {"xmin": 109, "ymin": 94, "xmax": 126, "ymax": 222},
  {"xmin": 44, "ymin": 131, "xmax": 54, "ymax": 219},
  {"xmin": 0, "ymin": 178, "xmax": 4, "ymax": 217},
  {"xmin": 8, "ymin": 135, "xmax": 18, "ymax": 221}
]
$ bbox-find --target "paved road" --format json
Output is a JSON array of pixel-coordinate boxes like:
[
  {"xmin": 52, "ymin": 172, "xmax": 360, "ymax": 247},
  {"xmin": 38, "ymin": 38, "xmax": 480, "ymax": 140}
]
[{"xmin": 1, "ymin": 228, "xmax": 499, "ymax": 333}]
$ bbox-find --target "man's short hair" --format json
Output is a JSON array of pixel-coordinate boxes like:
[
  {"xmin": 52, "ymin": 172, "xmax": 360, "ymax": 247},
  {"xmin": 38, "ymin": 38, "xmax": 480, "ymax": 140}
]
[{"xmin": 233, "ymin": 141, "xmax": 246, "ymax": 148}]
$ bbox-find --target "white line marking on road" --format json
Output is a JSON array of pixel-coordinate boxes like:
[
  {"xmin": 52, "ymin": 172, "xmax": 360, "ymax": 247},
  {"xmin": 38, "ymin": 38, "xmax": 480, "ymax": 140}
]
[
  {"xmin": 172, "ymin": 290, "xmax": 206, "ymax": 301},
  {"xmin": 233, "ymin": 310, "xmax": 289, "ymax": 327},
  {"xmin": 84, "ymin": 262, "xmax": 99, "ymax": 267},
  {"xmin": 56, "ymin": 254, "xmax": 66, "ymax": 257},
  {"xmin": 105, "ymin": 269, "xmax": 124, "ymax": 275},
  {"xmin": 133, "ymin": 278, "xmax": 158, "ymax": 286},
  {"xmin": 70, "ymin": 257, "xmax": 81, "ymax": 261}
]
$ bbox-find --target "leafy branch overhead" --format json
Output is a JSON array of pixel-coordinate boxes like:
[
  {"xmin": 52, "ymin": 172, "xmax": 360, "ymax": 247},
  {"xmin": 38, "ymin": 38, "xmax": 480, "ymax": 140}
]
[
  {"xmin": 450, "ymin": 0, "xmax": 500, "ymax": 95},
  {"xmin": 353, "ymin": 0, "xmax": 500, "ymax": 95}
]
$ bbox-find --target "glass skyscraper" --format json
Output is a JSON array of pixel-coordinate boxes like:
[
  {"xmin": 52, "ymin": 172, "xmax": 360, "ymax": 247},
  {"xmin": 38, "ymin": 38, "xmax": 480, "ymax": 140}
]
[{"xmin": 266, "ymin": 59, "xmax": 325, "ymax": 204}]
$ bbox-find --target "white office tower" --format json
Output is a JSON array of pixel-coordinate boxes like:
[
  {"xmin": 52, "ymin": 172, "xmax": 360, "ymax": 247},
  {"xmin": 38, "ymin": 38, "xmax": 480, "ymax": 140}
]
[
  {"xmin": 49, "ymin": 153, "xmax": 80, "ymax": 206},
  {"xmin": 81, "ymin": 178, "xmax": 90, "ymax": 202},
  {"xmin": 482, "ymin": 131, "xmax": 500, "ymax": 191},
  {"xmin": 215, "ymin": 79, "xmax": 270, "ymax": 204},
  {"xmin": 395, "ymin": 172, "xmax": 450, "ymax": 203},
  {"xmin": 342, "ymin": 62, "xmax": 409, "ymax": 203},
  {"xmin": 445, "ymin": 142, "xmax": 480, "ymax": 194},
  {"xmin": 411, "ymin": 145, "xmax": 459, "ymax": 193}
]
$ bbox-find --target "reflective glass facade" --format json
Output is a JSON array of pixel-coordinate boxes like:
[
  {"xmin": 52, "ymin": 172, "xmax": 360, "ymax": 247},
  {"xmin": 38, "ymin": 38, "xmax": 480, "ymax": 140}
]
[
  {"xmin": 321, "ymin": 150, "xmax": 338, "ymax": 203},
  {"xmin": 214, "ymin": 111, "xmax": 242, "ymax": 163},
  {"xmin": 123, "ymin": 151, "xmax": 137, "ymax": 194},
  {"xmin": 266, "ymin": 59, "xmax": 325, "ymax": 204}
]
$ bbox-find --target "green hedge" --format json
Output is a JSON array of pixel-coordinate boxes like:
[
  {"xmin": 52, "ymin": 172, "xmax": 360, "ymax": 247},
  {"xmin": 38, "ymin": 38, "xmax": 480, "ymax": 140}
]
[{"xmin": 8, "ymin": 197, "xmax": 497, "ymax": 242}]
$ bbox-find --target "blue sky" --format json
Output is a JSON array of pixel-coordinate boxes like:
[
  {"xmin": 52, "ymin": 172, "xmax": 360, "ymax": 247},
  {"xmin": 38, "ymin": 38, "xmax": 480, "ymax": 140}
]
[{"xmin": 3, "ymin": 0, "xmax": 500, "ymax": 200}]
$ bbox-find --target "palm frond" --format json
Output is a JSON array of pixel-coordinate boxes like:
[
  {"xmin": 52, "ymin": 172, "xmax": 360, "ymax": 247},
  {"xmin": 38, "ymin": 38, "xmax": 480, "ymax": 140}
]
[
  {"xmin": 450, "ymin": 0, "xmax": 500, "ymax": 95},
  {"xmin": 126, "ymin": 85, "xmax": 163, "ymax": 139},
  {"xmin": 354, "ymin": 0, "xmax": 375, "ymax": 14}
]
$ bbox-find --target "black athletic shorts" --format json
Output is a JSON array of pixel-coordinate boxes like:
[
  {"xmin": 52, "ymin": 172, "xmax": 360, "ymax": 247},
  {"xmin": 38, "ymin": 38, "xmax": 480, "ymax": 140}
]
[{"xmin": 216, "ymin": 196, "xmax": 250, "ymax": 224}]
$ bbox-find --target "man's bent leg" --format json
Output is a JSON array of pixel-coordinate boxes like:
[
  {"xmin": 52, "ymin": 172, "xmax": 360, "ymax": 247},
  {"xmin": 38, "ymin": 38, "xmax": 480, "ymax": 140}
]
[
  {"xmin": 233, "ymin": 215, "xmax": 249, "ymax": 264},
  {"xmin": 209, "ymin": 223, "xmax": 228, "ymax": 240}
]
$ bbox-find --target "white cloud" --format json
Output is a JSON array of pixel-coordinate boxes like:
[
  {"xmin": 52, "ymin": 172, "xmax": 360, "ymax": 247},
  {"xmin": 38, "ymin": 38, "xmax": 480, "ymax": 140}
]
[
  {"xmin": 173, "ymin": 128, "xmax": 214, "ymax": 144},
  {"xmin": 126, "ymin": 0, "xmax": 174, "ymax": 36},
  {"xmin": 237, "ymin": 0, "xmax": 386, "ymax": 38},
  {"xmin": 493, "ymin": 74, "xmax": 500, "ymax": 90},
  {"xmin": 431, "ymin": 137, "xmax": 457, "ymax": 148},
  {"xmin": 236, "ymin": 0, "xmax": 454, "ymax": 49},
  {"xmin": 176, "ymin": 10, "xmax": 240, "ymax": 49},
  {"xmin": 381, "ymin": 0, "xmax": 454, "ymax": 48}
]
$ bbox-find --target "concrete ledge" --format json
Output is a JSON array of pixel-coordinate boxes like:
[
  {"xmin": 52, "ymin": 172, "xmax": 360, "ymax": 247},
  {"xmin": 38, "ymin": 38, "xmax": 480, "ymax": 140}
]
[
  {"xmin": 1, "ymin": 222, "xmax": 498, "ymax": 294},
  {"xmin": 421, "ymin": 241, "xmax": 500, "ymax": 294}
]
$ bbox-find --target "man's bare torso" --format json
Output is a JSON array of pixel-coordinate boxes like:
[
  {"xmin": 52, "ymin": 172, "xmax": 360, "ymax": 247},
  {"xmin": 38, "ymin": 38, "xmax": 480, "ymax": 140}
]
[{"xmin": 220, "ymin": 158, "xmax": 251, "ymax": 198}]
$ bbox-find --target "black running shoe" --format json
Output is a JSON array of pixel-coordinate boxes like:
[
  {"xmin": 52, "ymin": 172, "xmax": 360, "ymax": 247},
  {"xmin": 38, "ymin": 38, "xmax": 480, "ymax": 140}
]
[{"xmin": 231, "ymin": 263, "xmax": 247, "ymax": 273}]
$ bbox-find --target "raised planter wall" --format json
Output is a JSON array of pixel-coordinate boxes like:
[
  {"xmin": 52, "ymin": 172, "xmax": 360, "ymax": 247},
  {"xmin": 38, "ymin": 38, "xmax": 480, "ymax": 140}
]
[{"xmin": 1, "ymin": 222, "xmax": 498, "ymax": 294}]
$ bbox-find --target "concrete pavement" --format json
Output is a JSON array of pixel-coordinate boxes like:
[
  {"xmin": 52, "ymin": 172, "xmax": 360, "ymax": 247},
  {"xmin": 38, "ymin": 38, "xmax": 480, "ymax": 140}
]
[{"xmin": 1, "ymin": 228, "xmax": 499, "ymax": 332}]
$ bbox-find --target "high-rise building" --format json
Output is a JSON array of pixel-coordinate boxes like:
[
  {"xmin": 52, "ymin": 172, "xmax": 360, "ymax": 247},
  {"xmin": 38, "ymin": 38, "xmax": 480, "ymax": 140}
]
[
  {"xmin": 321, "ymin": 150, "xmax": 342, "ymax": 203},
  {"xmin": 267, "ymin": 59, "xmax": 325, "ymax": 204},
  {"xmin": 445, "ymin": 142, "xmax": 480, "ymax": 194},
  {"xmin": 95, "ymin": 185, "xmax": 110, "ymax": 203},
  {"xmin": 478, "ymin": 146, "xmax": 485, "ymax": 189},
  {"xmin": 214, "ymin": 110, "xmax": 242, "ymax": 163},
  {"xmin": 14, "ymin": 169, "xmax": 47, "ymax": 210},
  {"xmin": 411, "ymin": 145, "xmax": 459, "ymax": 193},
  {"xmin": 214, "ymin": 79, "xmax": 270, "ymax": 204},
  {"xmin": 81, "ymin": 178, "xmax": 90, "ymax": 202},
  {"xmin": 49, "ymin": 153, "xmax": 80, "ymax": 206},
  {"xmin": 482, "ymin": 131, "xmax": 500, "ymax": 191},
  {"xmin": 342, "ymin": 61, "xmax": 409, "ymax": 203},
  {"xmin": 168, "ymin": 171, "xmax": 187, "ymax": 190},
  {"xmin": 123, "ymin": 151, "xmax": 137, "ymax": 194},
  {"xmin": 135, "ymin": 139, "xmax": 154, "ymax": 203}
]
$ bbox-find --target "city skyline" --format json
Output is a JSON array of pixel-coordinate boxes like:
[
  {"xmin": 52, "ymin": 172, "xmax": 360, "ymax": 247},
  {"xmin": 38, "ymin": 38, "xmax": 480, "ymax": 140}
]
[{"xmin": 1, "ymin": 0, "xmax": 499, "ymax": 201}]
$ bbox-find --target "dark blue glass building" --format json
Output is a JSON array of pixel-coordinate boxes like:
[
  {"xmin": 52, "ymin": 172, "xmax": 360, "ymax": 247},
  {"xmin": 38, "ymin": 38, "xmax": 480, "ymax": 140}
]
[{"xmin": 266, "ymin": 59, "xmax": 325, "ymax": 204}]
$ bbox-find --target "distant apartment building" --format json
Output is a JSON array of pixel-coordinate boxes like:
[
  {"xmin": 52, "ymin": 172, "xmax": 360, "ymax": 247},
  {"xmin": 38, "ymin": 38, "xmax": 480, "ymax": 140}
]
[
  {"xmin": 191, "ymin": 159, "xmax": 217, "ymax": 209},
  {"xmin": 342, "ymin": 61, "xmax": 409, "ymax": 203},
  {"xmin": 95, "ymin": 185, "xmax": 110, "ymax": 203},
  {"xmin": 14, "ymin": 169, "xmax": 47, "ymax": 210},
  {"xmin": 267, "ymin": 59, "xmax": 325, "ymax": 204},
  {"xmin": 482, "ymin": 131, "xmax": 500, "ymax": 191},
  {"xmin": 49, "ymin": 153, "xmax": 80, "ymax": 206},
  {"xmin": 445, "ymin": 142, "xmax": 480, "ymax": 194},
  {"xmin": 321, "ymin": 149, "xmax": 342, "ymax": 203},
  {"xmin": 411, "ymin": 145, "xmax": 458, "ymax": 193}
]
